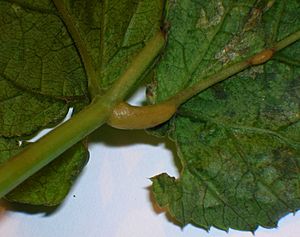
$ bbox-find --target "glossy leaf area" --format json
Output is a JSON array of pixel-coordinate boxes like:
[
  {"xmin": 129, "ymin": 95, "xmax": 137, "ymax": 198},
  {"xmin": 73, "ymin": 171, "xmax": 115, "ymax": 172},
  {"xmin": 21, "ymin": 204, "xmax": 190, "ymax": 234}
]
[
  {"xmin": 0, "ymin": 0, "xmax": 163, "ymax": 205},
  {"xmin": 151, "ymin": 0, "xmax": 300, "ymax": 231}
]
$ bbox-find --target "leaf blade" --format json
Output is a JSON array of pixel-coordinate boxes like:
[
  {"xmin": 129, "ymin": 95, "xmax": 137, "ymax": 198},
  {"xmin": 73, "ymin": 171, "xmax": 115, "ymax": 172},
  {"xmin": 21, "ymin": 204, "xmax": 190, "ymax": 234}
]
[{"xmin": 150, "ymin": 0, "xmax": 300, "ymax": 231}]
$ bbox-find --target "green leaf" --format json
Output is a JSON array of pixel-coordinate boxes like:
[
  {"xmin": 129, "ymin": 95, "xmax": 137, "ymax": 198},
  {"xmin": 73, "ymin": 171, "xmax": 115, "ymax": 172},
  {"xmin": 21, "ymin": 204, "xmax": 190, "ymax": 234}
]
[
  {"xmin": 0, "ymin": 78, "xmax": 69, "ymax": 137},
  {"xmin": 0, "ymin": 2, "xmax": 87, "ymax": 97},
  {"xmin": 5, "ymin": 141, "xmax": 89, "ymax": 206},
  {"xmin": 0, "ymin": 0, "xmax": 88, "ymax": 137},
  {"xmin": 151, "ymin": 0, "xmax": 300, "ymax": 231},
  {"xmin": 0, "ymin": 138, "xmax": 20, "ymax": 164}
]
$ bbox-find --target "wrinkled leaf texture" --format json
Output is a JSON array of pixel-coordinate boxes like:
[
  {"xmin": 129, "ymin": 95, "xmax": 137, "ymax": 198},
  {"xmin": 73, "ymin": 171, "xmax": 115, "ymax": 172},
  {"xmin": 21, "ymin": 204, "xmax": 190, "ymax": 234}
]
[{"xmin": 151, "ymin": 0, "xmax": 300, "ymax": 232}]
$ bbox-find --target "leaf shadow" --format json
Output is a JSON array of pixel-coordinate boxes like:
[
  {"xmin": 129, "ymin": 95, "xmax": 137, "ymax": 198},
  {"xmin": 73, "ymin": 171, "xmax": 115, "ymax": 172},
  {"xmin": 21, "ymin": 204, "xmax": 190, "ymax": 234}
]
[
  {"xmin": 89, "ymin": 124, "xmax": 184, "ymax": 225},
  {"xmin": 0, "ymin": 199, "xmax": 60, "ymax": 216},
  {"xmin": 89, "ymin": 124, "xmax": 182, "ymax": 178},
  {"xmin": 89, "ymin": 124, "xmax": 157, "ymax": 145}
]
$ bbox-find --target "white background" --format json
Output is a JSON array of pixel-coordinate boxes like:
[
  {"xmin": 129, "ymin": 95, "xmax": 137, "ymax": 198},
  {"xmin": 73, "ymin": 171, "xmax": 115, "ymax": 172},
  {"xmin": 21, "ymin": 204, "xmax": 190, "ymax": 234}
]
[{"xmin": 0, "ymin": 90, "xmax": 299, "ymax": 237}]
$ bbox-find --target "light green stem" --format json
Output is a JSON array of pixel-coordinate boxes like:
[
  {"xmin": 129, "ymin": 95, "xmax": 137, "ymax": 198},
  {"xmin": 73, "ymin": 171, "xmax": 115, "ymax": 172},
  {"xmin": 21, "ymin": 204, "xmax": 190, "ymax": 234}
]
[
  {"xmin": 273, "ymin": 30, "xmax": 300, "ymax": 51},
  {"xmin": 0, "ymin": 32, "xmax": 165, "ymax": 198}
]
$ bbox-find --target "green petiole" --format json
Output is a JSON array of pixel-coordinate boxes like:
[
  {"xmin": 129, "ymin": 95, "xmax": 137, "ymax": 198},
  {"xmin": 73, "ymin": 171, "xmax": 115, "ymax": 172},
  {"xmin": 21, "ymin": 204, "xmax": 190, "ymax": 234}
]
[
  {"xmin": 107, "ymin": 31, "xmax": 300, "ymax": 129},
  {"xmin": 0, "ymin": 31, "xmax": 165, "ymax": 198}
]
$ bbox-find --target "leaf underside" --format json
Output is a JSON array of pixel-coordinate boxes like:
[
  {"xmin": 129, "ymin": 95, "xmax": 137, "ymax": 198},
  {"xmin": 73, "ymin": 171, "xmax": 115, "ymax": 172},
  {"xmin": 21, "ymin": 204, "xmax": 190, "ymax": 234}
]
[
  {"xmin": 0, "ymin": 0, "xmax": 163, "ymax": 205},
  {"xmin": 150, "ymin": 0, "xmax": 300, "ymax": 232}
]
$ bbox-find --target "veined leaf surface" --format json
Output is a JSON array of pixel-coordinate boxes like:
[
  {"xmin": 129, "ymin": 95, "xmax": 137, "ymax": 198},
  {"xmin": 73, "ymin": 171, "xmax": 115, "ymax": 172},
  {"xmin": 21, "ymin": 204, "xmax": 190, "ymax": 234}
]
[{"xmin": 151, "ymin": 0, "xmax": 300, "ymax": 231}]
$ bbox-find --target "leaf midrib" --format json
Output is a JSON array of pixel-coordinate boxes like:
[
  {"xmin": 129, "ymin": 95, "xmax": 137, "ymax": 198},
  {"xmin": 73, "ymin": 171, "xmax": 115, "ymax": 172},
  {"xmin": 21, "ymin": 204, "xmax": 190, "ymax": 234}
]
[{"xmin": 51, "ymin": 0, "xmax": 99, "ymax": 98}]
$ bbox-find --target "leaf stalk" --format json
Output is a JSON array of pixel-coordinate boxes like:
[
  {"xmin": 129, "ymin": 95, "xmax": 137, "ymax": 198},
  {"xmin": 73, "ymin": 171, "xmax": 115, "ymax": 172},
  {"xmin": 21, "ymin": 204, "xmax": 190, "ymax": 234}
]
[{"xmin": 0, "ymin": 31, "xmax": 165, "ymax": 198}]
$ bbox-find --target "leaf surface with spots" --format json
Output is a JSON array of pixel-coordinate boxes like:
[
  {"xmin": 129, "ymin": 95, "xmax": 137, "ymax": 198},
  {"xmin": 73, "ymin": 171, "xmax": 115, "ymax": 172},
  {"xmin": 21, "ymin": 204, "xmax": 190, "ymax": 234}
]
[{"xmin": 151, "ymin": 0, "xmax": 300, "ymax": 231}]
